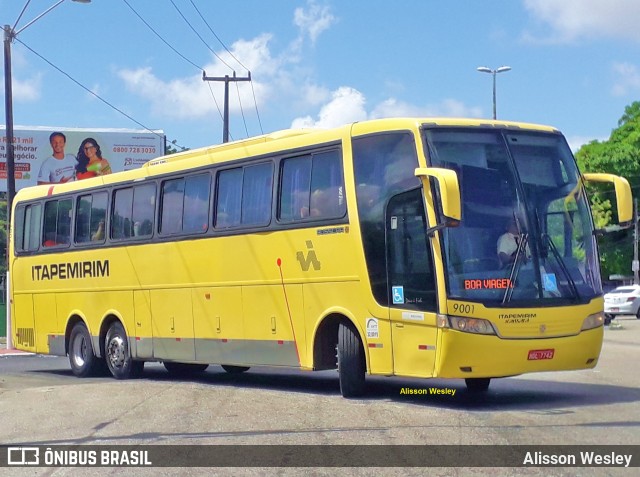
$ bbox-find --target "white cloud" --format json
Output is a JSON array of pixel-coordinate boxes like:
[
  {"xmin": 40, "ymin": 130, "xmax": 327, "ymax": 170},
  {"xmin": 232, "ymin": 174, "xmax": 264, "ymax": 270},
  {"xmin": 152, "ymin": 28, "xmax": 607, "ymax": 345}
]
[
  {"xmin": 291, "ymin": 86, "xmax": 366, "ymax": 128},
  {"xmin": 11, "ymin": 74, "xmax": 42, "ymax": 102},
  {"xmin": 612, "ymin": 62, "xmax": 640, "ymax": 96},
  {"xmin": 3, "ymin": 50, "xmax": 42, "ymax": 102},
  {"xmin": 294, "ymin": 1, "xmax": 336, "ymax": 46},
  {"xmin": 117, "ymin": 35, "xmax": 277, "ymax": 119},
  {"xmin": 292, "ymin": 90, "xmax": 483, "ymax": 129},
  {"xmin": 523, "ymin": 0, "xmax": 640, "ymax": 43},
  {"xmin": 373, "ymin": 97, "xmax": 483, "ymax": 120}
]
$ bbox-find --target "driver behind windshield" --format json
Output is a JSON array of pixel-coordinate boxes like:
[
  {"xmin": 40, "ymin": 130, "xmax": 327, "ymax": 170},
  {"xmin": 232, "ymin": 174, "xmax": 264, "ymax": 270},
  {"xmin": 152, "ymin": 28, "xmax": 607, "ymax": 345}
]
[{"xmin": 497, "ymin": 217, "xmax": 530, "ymax": 268}]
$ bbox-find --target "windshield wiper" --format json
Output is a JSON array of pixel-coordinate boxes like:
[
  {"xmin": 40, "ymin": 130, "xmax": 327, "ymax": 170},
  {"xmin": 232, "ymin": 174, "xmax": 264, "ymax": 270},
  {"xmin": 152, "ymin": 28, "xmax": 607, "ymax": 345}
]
[
  {"xmin": 502, "ymin": 232, "xmax": 529, "ymax": 304},
  {"xmin": 543, "ymin": 233, "xmax": 580, "ymax": 300}
]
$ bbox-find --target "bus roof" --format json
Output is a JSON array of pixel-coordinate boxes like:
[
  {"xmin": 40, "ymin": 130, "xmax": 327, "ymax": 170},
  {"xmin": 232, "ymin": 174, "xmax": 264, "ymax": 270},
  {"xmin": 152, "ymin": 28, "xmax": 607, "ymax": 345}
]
[{"xmin": 13, "ymin": 117, "xmax": 560, "ymax": 203}]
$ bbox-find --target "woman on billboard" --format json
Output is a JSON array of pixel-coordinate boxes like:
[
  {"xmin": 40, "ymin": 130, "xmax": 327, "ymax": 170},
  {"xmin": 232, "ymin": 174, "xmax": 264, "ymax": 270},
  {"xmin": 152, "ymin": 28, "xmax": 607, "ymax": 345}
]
[{"xmin": 75, "ymin": 138, "xmax": 112, "ymax": 180}]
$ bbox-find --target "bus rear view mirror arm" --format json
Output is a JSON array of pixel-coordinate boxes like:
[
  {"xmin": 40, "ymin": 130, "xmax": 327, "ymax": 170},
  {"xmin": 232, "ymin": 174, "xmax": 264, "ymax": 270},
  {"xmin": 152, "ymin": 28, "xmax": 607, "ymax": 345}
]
[{"xmin": 415, "ymin": 167, "xmax": 461, "ymax": 224}]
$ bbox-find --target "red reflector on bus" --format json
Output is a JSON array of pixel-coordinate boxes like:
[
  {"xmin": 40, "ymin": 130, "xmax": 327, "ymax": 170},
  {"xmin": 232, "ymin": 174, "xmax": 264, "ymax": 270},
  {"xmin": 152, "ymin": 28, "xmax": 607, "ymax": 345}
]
[
  {"xmin": 418, "ymin": 345, "xmax": 427, "ymax": 350},
  {"xmin": 277, "ymin": 340, "xmax": 284, "ymax": 345},
  {"xmin": 528, "ymin": 349, "xmax": 554, "ymax": 360}
]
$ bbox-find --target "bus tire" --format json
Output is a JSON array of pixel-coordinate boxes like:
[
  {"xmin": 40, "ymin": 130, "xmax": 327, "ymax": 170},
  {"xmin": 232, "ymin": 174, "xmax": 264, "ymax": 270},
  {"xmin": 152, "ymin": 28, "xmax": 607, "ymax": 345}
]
[
  {"xmin": 337, "ymin": 321, "xmax": 366, "ymax": 398},
  {"xmin": 465, "ymin": 378, "xmax": 491, "ymax": 392},
  {"xmin": 221, "ymin": 365, "xmax": 250, "ymax": 374},
  {"xmin": 105, "ymin": 321, "xmax": 143, "ymax": 379},
  {"xmin": 69, "ymin": 322, "xmax": 101, "ymax": 378},
  {"xmin": 164, "ymin": 362, "xmax": 209, "ymax": 375}
]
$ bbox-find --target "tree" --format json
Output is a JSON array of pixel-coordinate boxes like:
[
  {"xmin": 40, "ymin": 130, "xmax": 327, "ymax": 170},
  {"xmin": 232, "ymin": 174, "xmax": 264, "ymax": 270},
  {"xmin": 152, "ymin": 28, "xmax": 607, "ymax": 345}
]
[
  {"xmin": 165, "ymin": 139, "xmax": 188, "ymax": 155},
  {"xmin": 575, "ymin": 101, "xmax": 640, "ymax": 279}
]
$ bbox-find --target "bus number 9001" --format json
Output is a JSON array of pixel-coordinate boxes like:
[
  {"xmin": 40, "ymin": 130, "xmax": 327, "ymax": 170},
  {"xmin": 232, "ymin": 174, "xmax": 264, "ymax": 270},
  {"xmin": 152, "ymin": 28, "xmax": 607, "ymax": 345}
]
[{"xmin": 452, "ymin": 303, "xmax": 474, "ymax": 315}]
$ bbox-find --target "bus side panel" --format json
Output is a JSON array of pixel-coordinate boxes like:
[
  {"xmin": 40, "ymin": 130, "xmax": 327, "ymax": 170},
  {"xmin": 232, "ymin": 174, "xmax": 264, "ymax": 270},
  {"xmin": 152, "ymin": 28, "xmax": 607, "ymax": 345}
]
[
  {"xmin": 133, "ymin": 290, "xmax": 153, "ymax": 359},
  {"xmin": 34, "ymin": 294, "xmax": 57, "ymax": 354},
  {"xmin": 241, "ymin": 285, "xmax": 303, "ymax": 367},
  {"xmin": 304, "ymin": 281, "xmax": 393, "ymax": 375},
  {"xmin": 150, "ymin": 289, "xmax": 195, "ymax": 362},
  {"xmin": 193, "ymin": 286, "xmax": 243, "ymax": 364},
  {"xmin": 13, "ymin": 294, "xmax": 36, "ymax": 352}
]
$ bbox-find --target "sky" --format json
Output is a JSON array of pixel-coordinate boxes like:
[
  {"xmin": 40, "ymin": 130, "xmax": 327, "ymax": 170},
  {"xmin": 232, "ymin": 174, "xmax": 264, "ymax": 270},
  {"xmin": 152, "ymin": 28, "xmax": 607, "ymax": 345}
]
[{"xmin": 2, "ymin": 0, "xmax": 640, "ymax": 153}]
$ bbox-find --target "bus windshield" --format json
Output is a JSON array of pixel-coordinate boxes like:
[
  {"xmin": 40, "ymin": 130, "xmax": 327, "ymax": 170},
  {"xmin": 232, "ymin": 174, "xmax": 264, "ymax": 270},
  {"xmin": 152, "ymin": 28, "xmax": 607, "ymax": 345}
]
[{"xmin": 424, "ymin": 127, "xmax": 601, "ymax": 305}]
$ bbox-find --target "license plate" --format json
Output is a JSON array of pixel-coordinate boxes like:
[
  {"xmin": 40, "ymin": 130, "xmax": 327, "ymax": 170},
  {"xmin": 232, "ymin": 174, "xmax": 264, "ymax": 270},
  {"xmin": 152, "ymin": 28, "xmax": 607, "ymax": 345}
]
[
  {"xmin": 528, "ymin": 349, "xmax": 555, "ymax": 360},
  {"xmin": 610, "ymin": 307, "xmax": 619, "ymax": 312}
]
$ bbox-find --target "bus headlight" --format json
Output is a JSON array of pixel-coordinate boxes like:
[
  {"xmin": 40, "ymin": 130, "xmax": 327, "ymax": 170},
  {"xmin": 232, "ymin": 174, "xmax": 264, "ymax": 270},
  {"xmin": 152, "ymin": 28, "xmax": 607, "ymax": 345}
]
[
  {"xmin": 581, "ymin": 311, "xmax": 604, "ymax": 331},
  {"xmin": 437, "ymin": 314, "xmax": 497, "ymax": 335}
]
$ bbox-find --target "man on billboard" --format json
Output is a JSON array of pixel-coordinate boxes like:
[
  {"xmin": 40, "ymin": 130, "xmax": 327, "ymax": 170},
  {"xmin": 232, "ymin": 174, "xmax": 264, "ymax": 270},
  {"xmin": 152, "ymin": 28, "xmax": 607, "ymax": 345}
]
[{"xmin": 37, "ymin": 132, "xmax": 77, "ymax": 184}]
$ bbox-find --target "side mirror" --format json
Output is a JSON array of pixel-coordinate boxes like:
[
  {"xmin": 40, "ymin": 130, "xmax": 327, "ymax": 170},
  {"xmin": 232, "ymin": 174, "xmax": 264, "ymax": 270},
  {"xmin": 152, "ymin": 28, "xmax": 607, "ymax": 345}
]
[
  {"xmin": 583, "ymin": 173, "xmax": 633, "ymax": 224},
  {"xmin": 415, "ymin": 167, "xmax": 461, "ymax": 228}
]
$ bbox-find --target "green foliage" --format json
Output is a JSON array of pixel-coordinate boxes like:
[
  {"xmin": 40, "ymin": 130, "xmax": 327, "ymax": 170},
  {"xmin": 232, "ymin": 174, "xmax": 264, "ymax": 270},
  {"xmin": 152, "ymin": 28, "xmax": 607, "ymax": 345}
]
[
  {"xmin": 165, "ymin": 139, "xmax": 188, "ymax": 155},
  {"xmin": 575, "ymin": 102, "xmax": 640, "ymax": 279}
]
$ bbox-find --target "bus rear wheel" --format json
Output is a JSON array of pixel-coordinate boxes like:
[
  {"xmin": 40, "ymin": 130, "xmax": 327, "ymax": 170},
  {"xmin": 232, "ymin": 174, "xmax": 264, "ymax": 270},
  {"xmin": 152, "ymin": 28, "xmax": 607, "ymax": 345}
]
[
  {"xmin": 465, "ymin": 378, "xmax": 491, "ymax": 392},
  {"xmin": 164, "ymin": 362, "xmax": 209, "ymax": 375},
  {"xmin": 105, "ymin": 321, "xmax": 143, "ymax": 379},
  {"xmin": 221, "ymin": 365, "xmax": 250, "ymax": 374},
  {"xmin": 69, "ymin": 322, "xmax": 103, "ymax": 377},
  {"xmin": 337, "ymin": 322, "xmax": 366, "ymax": 398}
]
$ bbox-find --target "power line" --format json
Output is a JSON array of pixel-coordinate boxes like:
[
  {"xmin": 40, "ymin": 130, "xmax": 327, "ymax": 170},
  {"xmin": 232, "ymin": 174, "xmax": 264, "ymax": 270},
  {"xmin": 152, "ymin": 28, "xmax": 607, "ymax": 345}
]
[
  {"xmin": 235, "ymin": 81, "xmax": 249, "ymax": 138},
  {"xmin": 250, "ymin": 80, "xmax": 264, "ymax": 135},
  {"xmin": 205, "ymin": 81, "xmax": 231, "ymax": 141},
  {"xmin": 122, "ymin": 0, "xmax": 202, "ymax": 72},
  {"xmin": 188, "ymin": 0, "xmax": 249, "ymax": 72},
  {"xmin": 16, "ymin": 38, "xmax": 188, "ymax": 152},
  {"xmin": 169, "ymin": 0, "xmax": 234, "ymax": 72}
]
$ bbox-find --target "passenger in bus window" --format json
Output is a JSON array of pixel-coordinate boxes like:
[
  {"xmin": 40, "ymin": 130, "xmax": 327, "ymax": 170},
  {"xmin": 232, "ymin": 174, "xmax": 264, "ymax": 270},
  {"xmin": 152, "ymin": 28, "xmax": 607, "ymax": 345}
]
[
  {"xmin": 92, "ymin": 220, "xmax": 105, "ymax": 241},
  {"xmin": 43, "ymin": 232, "xmax": 57, "ymax": 247},
  {"xmin": 75, "ymin": 138, "xmax": 112, "ymax": 180}
]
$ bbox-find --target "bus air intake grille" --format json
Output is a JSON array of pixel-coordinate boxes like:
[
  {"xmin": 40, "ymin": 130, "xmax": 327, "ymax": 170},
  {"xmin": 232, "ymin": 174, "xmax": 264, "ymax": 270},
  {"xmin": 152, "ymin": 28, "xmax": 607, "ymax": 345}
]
[{"xmin": 17, "ymin": 328, "xmax": 35, "ymax": 347}]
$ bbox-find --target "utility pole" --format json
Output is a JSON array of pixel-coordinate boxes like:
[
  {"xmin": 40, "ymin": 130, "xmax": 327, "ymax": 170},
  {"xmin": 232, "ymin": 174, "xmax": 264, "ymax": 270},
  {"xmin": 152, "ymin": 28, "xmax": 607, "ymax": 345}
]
[{"xmin": 202, "ymin": 71, "xmax": 251, "ymax": 143}]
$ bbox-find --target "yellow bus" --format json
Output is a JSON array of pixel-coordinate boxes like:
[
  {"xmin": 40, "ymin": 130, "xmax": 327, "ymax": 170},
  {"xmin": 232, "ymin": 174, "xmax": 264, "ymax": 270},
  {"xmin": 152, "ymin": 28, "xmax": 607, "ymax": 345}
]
[{"xmin": 9, "ymin": 118, "xmax": 632, "ymax": 397}]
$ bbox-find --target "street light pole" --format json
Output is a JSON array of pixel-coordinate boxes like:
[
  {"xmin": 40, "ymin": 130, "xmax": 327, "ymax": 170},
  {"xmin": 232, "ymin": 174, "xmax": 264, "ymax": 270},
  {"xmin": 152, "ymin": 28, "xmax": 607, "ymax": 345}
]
[
  {"xmin": 3, "ymin": 25, "xmax": 16, "ymax": 228},
  {"xmin": 3, "ymin": 0, "xmax": 90, "ymax": 232},
  {"xmin": 3, "ymin": 0, "xmax": 90, "ymax": 351},
  {"xmin": 476, "ymin": 65, "xmax": 511, "ymax": 120}
]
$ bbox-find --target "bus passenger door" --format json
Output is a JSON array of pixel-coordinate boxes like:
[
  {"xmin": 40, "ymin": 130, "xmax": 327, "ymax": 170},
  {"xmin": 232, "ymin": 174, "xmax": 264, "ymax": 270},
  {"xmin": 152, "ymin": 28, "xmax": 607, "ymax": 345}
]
[{"xmin": 386, "ymin": 190, "xmax": 439, "ymax": 378}]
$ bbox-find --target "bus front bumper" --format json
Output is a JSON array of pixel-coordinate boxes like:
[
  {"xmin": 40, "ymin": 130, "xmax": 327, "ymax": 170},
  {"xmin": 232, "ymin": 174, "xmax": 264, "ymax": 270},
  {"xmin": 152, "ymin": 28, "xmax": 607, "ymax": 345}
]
[{"xmin": 434, "ymin": 326, "xmax": 604, "ymax": 379}]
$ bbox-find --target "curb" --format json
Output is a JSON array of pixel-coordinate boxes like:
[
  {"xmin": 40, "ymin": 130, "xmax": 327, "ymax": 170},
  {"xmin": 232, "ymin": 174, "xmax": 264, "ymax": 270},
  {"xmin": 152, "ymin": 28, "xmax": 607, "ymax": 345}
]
[{"xmin": 0, "ymin": 336, "xmax": 33, "ymax": 356}]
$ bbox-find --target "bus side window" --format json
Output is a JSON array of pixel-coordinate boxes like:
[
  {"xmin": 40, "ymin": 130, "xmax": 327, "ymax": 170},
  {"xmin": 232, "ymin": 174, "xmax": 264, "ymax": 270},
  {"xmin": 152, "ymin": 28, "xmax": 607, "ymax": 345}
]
[
  {"xmin": 183, "ymin": 173, "xmax": 211, "ymax": 233},
  {"xmin": 279, "ymin": 156, "xmax": 311, "ymax": 221},
  {"xmin": 43, "ymin": 198, "xmax": 71, "ymax": 247},
  {"xmin": 241, "ymin": 163, "xmax": 273, "ymax": 226},
  {"xmin": 215, "ymin": 168, "xmax": 242, "ymax": 228}
]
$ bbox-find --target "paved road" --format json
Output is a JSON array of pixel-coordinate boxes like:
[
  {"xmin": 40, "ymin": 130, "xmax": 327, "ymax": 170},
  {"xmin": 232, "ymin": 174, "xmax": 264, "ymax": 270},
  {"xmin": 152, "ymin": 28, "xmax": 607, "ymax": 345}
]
[{"xmin": 1, "ymin": 316, "xmax": 639, "ymax": 476}]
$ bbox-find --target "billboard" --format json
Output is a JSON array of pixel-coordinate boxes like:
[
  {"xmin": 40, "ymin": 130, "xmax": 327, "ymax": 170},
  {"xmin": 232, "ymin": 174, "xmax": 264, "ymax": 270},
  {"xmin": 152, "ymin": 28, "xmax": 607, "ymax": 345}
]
[{"xmin": 0, "ymin": 126, "xmax": 165, "ymax": 192}]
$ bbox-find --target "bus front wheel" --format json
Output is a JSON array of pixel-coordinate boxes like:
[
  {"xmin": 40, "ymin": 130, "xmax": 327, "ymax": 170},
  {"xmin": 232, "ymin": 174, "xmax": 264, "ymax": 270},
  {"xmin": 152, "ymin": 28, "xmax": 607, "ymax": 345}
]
[
  {"xmin": 465, "ymin": 378, "xmax": 491, "ymax": 392},
  {"xmin": 337, "ymin": 322, "xmax": 366, "ymax": 398},
  {"xmin": 69, "ymin": 322, "xmax": 102, "ymax": 377},
  {"xmin": 105, "ymin": 321, "xmax": 143, "ymax": 379}
]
